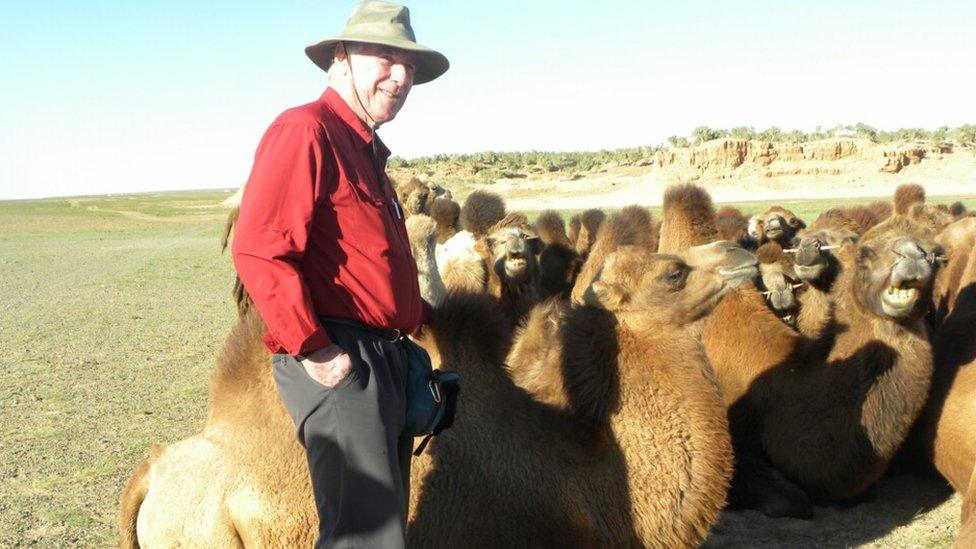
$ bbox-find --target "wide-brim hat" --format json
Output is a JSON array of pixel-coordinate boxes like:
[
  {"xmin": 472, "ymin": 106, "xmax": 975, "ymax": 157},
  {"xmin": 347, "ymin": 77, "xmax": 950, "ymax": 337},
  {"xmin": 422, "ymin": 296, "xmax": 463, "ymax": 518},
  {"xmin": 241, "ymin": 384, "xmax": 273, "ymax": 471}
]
[{"xmin": 305, "ymin": 1, "xmax": 449, "ymax": 85}]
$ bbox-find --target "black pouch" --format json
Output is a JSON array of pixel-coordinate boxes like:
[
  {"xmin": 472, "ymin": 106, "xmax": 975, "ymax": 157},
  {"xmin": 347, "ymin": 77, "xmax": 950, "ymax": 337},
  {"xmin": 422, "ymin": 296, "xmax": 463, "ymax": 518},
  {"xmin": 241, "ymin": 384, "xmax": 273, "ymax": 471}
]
[{"xmin": 400, "ymin": 338, "xmax": 460, "ymax": 455}]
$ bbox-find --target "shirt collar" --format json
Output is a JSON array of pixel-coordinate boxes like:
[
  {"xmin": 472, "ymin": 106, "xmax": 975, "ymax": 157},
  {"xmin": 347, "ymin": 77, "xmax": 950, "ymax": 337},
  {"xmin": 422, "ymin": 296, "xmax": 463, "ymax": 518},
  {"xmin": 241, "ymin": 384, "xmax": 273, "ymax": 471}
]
[{"xmin": 320, "ymin": 87, "xmax": 391, "ymax": 160}]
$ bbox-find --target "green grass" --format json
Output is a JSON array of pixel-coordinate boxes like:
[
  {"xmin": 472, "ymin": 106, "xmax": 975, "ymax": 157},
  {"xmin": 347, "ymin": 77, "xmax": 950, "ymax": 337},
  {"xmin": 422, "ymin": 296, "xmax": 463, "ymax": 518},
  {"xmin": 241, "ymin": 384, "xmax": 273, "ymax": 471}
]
[{"xmin": 0, "ymin": 188, "xmax": 966, "ymax": 547}]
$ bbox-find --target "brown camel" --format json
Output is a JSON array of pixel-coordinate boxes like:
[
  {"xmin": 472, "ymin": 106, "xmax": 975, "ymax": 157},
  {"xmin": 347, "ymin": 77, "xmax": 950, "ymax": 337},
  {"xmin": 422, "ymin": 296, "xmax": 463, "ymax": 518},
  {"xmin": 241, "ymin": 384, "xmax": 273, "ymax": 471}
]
[
  {"xmin": 570, "ymin": 205, "xmax": 657, "ymax": 305},
  {"xmin": 482, "ymin": 212, "xmax": 544, "ymax": 327},
  {"xmin": 395, "ymin": 176, "xmax": 452, "ymax": 217},
  {"xmin": 410, "ymin": 237, "xmax": 757, "ymax": 547},
  {"xmin": 534, "ymin": 210, "xmax": 583, "ymax": 300},
  {"xmin": 573, "ymin": 208, "xmax": 607, "ymax": 258},
  {"xmin": 757, "ymin": 206, "xmax": 806, "ymax": 247},
  {"xmin": 429, "ymin": 195, "xmax": 461, "ymax": 244},
  {"xmin": 715, "ymin": 205, "xmax": 749, "ymax": 244},
  {"xmin": 902, "ymin": 216, "xmax": 976, "ymax": 545},
  {"xmin": 706, "ymin": 212, "xmax": 941, "ymax": 515}
]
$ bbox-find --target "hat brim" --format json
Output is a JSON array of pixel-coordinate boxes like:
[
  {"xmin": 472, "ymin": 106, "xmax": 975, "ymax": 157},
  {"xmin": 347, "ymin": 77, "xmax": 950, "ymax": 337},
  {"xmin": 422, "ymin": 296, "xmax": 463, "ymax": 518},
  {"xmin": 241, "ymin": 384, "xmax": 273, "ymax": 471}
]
[{"xmin": 305, "ymin": 36, "xmax": 449, "ymax": 85}]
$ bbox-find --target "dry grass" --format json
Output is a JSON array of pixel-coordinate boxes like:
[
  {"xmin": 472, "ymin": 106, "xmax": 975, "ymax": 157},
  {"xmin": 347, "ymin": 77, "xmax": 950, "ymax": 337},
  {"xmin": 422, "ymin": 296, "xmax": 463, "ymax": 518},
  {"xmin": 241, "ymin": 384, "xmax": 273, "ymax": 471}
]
[{"xmin": 0, "ymin": 189, "xmax": 966, "ymax": 547}]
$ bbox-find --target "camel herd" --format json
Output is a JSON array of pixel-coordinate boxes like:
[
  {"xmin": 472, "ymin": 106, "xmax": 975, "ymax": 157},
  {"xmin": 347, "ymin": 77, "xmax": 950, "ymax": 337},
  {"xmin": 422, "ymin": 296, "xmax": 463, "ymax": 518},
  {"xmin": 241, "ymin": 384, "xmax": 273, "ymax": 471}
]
[{"xmin": 119, "ymin": 176, "xmax": 976, "ymax": 548}]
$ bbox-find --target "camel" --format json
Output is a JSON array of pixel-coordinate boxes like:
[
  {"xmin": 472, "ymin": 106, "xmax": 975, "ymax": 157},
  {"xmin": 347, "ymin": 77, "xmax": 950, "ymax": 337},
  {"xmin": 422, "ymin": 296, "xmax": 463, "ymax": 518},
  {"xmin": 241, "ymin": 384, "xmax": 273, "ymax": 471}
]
[
  {"xmin": 705, "ymin": 210, "xmax": 942, "ymax": 515},
  {"xmin": 715, "ymin": 206, "xmax": 749, "ymax": 244},
  {"xmin": 570, "ymin": 205, "xmax": 657, "ymax": 305},
  {"xmin": 410, "ymin": 237, "xmax": 758, "ymax": 547},
  {"xmin": 573, "ymin": 208, "xmax": 607, "ymax": 258},
  {"xmin": 534, "ymin": 210, "xmax": 582, "ymax": 300},
  {"xmin": 122, "ymin": 234, "xmax": 757, "ymax": 547},
  {"xmin": 405, "ymin": 214, "xmax": 446, "ymax": 307},
  {"xmin": 428, "ymin": 195, "xmax": 461, "ymax": 244},
  {"xmin": 754, "ymin": 242, "xmax": 805, "ymax": 324},
  {"xmin": 757, "ymin": 206, "xmax": 806, "ymax": 247},
  {"xmin": 119, "ymin": 308, "xmax": 318, "ymax": 547},
  {"xmin": 395, "ymin": 176, "xmax": 452, "ymax": 217},
  {"xmin": 436, "ymin": 190, "xmax": 508, "ymax": 294},
  {"xmin": 482, "ymin": 212, "xmax": 544, "ymax": 327},
  {"xmin": 900, "ymin": 215, "xmax": 976, "ymax": 545}
]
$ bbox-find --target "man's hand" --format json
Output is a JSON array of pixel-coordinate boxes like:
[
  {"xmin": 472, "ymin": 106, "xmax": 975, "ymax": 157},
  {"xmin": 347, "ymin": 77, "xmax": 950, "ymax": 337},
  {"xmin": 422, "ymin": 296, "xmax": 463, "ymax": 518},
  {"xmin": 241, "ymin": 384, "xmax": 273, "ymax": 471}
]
[{"xmin": 300, "ymin": 344, "xmax": 354, "ymax": 388}]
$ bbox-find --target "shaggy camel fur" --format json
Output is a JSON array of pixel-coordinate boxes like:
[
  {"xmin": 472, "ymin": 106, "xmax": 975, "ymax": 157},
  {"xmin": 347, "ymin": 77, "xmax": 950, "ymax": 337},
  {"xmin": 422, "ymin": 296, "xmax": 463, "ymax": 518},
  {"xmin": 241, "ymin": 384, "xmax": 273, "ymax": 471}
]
[
  {"xmin": 459, "ymin": 189, "xmax": 506, "ymax": 237},
  {"xmin": 534, "ymin": 210, "xmax": 582, "ymax": 300},
  {"xmin": 411, "ymin": 239, "xmax": 758, "ymax": 547},
  {"xmin": 571, "ymin": 205, "xmax": 657, "ymax": 304},
  {"xmin": 429, "ymin": 195, "xmax": 461, "ymax": 244},
  {"xmin": 706, "ymin": 213, "xmax": 941, "ymax": 513},
  {"xmin": 715, "ymin": 206, "xmax": 749, "ymax": 244},
  {"xmin": 406, "ymin": 214, "xmax": 446, "ymax": 307},
  {"xmin": 573, "ymin": 208, "xmax": 607, "ymax": 258}
]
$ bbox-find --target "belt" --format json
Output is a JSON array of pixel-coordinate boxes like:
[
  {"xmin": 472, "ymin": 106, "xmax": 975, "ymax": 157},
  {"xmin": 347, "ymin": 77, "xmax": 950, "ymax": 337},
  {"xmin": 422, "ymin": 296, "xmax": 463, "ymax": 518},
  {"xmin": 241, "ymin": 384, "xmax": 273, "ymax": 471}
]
[{"xmin": 320, "ymin": 316, "xmax": 406, "ymax": 343}]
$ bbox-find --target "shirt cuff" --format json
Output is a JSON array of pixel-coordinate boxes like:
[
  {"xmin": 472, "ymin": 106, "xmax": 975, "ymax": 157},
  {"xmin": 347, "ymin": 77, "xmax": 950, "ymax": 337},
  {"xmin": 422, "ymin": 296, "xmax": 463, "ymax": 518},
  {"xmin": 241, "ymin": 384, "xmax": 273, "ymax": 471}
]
[{"xmin": 262, "ymin": 325, "xmax": 333, "ymax": 356}]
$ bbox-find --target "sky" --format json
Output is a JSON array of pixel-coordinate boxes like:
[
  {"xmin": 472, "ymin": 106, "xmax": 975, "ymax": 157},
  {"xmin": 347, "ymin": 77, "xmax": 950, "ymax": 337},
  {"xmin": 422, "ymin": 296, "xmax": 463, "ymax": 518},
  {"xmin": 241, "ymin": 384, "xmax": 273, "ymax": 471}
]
[{"xmin": 1, "ymin": 0, "xmax": 974, "ymax": 200}]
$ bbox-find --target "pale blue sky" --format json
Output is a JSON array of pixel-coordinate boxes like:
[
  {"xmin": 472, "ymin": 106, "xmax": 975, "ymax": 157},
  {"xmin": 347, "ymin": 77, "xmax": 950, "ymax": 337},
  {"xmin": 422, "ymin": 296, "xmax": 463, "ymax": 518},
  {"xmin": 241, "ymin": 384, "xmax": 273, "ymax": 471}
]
[{"xmin": 1, "ymin": 1, "xmax": 974, "ymax": 200}]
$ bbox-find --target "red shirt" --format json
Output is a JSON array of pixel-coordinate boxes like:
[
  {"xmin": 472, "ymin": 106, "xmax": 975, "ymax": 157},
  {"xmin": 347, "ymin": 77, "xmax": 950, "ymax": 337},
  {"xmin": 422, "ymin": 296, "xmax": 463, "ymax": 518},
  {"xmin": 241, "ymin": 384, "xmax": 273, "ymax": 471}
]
[{"xmin": 232, "ymin": 88, "xmax": 429, "ymax": 355}]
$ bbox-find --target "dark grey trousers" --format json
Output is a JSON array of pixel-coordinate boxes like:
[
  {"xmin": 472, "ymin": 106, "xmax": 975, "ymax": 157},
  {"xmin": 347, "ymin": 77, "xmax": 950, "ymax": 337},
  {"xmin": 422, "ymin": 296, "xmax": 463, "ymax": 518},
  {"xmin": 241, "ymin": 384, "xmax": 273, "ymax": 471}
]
[{"xmin": 273, "ymin": 321, "xmax": 412, "ymax": 549}]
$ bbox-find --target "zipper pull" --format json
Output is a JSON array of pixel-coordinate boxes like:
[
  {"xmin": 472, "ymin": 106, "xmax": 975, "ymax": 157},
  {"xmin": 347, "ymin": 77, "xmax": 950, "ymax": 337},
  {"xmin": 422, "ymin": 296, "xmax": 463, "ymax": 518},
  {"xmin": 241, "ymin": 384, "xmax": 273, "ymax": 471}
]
[{"xmin": 391, "ymin": 198, "xmax": 403, "ymax": 220}]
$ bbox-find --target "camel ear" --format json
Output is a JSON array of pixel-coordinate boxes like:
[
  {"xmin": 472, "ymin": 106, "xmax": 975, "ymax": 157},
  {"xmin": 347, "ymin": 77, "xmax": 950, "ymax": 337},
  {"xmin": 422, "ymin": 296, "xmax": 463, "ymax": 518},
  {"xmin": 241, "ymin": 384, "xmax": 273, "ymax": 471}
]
[{"xmin": 588, "ymin": 280, "xmax": 628, "ymax": 309}]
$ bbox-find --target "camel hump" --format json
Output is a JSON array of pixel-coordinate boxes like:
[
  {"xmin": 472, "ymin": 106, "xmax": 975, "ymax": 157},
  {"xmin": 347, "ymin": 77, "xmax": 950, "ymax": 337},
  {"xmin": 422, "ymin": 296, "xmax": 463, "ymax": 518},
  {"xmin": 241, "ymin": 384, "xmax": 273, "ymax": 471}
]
[
  {"xmin": 535, "ymin": 210, "xmax": 571, "ymax": 247},
  {"xmin": 429, "ymin": 291, "xmax": 512, "ymax": 367},
  {"xmin": 118, "ymin": 453, "xmax": 154, "ymax": 548},
  {"xmin": 894, "ymin": 183, "xmax": 926, "ymax": 215},
  {"xmin": 460, "ymin": 190, "xmax": 506, "ymax": 236},
  {"xmin": 220, "ymin": 207, "xmax": 240, "ymax": 252},
  {"xmin": 659, "ymin": 183, "xmax": 718, "ymax": 253},
  {"xmin": 429, "ymin": 197, "xmax": 460, "ymax": 225}
]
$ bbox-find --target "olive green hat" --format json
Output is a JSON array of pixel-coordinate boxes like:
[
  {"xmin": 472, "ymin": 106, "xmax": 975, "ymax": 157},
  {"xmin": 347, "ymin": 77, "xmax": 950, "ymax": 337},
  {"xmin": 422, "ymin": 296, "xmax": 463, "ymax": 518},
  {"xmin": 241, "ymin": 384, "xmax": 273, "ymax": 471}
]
[{"xmin": 305, "ymin": 1, "xmax": 449, "ymax": 85}]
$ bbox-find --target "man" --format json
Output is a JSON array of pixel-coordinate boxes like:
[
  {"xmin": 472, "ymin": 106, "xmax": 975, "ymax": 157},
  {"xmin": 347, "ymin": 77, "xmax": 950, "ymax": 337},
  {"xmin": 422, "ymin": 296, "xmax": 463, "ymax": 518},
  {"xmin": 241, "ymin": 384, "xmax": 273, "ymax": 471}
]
[{"xmin": 231, "ymin": 2, "xmax": 448, "ymax": 546}]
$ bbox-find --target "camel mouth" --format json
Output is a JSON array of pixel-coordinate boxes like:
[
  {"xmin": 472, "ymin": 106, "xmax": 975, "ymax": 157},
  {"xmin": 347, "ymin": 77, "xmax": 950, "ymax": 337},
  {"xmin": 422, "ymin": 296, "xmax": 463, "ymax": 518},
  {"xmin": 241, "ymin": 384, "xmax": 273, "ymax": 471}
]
[
  {"xmin": 504, "ymin": 256, "xmax": 529, "ymax": 277},
  {"xmin": 794, "ymin": 263, "xmax": 825, "ymax": 281},
  {"xmin": 880, "ymin": 286, "xmax": 920, "ymax": 317}
]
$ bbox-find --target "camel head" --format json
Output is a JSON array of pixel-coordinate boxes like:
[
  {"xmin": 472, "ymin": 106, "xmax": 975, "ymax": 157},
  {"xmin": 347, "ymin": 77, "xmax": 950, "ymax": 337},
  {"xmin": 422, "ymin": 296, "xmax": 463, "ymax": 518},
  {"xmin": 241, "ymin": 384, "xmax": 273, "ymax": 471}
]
[
  {"xmin": 760, "ymin": 206, "xmax": 805, "ymax": 246},
  {"xmin": 853, "ymin": 217, "xmax": 943, "ymax": 321},
  {"xmin": 791, "ymin": 227, "xmax": 858, "ymax": 284},
  {"xmin": 398, "ymin": 177, "xmax": 453, "ymax": 217},
  {"xmin": 584, "ymin": 241, "xmax": 757, "ymax": 325},
  {"xmin": 756, "ymin": 242, "xmax": 803, "ymax": 317},
  {"xmin": 487, "ymin": 225, "xmax": 542, "ymax": 282}
]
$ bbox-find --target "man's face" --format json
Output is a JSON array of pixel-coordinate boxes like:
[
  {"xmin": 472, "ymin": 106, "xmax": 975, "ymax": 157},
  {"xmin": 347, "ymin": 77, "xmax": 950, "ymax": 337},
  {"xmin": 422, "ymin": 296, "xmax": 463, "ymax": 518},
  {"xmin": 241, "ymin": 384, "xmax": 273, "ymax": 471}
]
[{"xmin": 343, "ymin": 42, "xmax": 416, "ymax": 126}]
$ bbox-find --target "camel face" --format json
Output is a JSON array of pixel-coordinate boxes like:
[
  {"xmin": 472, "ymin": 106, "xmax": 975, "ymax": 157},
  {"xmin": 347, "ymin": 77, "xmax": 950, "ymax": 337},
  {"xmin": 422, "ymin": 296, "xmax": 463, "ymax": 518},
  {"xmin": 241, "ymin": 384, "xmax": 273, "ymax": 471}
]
[
  {"xmin": 759, "ymin": 261, "xmax": 800, "ymax": 315},
  {"xmin": 487, "ymin": 226, "xmax": 542, "ymax": 281},
  {"xmin": 762, "ymin": 207, "xmax": 805, "ymax": 246},
  {"xmin": 585, "ymin": 241, "xmax": 757, "ymax": 323},
  {"xmin": 856, "ymin": 234, "xmax": 940, "ymax": 320},
  {"xmin": 792, "ymin": 229, "xmax": 857, "ymax": 283}
]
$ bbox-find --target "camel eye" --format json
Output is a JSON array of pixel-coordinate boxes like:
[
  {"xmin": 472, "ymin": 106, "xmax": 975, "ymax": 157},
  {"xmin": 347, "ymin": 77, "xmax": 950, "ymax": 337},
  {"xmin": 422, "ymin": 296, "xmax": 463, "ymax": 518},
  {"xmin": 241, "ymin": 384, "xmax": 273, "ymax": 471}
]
[{"xmin": 665, "ymin": 265, "xmax": 688, "ymax": 288}]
